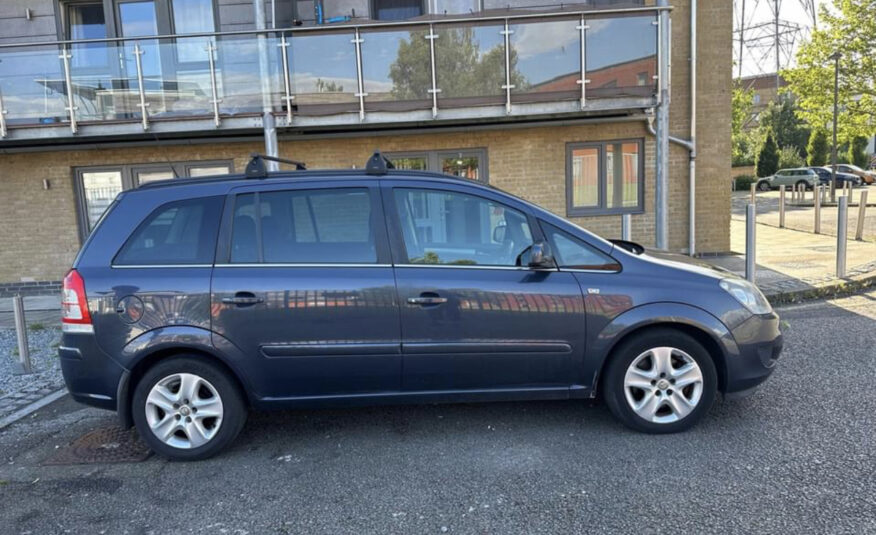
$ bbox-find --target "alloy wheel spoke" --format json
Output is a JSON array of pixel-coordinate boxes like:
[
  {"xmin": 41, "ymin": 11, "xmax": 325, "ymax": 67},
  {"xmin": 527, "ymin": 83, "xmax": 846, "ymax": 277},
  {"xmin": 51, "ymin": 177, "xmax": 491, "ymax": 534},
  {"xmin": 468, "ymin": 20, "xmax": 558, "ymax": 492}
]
[
  {"xmin": 178, "ymin": 373, "xmax": 201, "ymax": 404},
  {"xmin": 650, "ymin": 347, "xmax": 674, "ymax": 376},
  {"xmin": 184, "ymin": 419, "xmax": 209, "ymax": 448},
  {"xmin": 666, "ymin": 392, "xmax": 693, "ymax": 419},
  {"xmin": 672, "ymin": 363, "xmax": 703, "ymax": 388},
  {"xmin": 146, "ymin": 387, "xmax": 177, "ymax": 413},
  {"xmin": 151, "ymin": 414, "xmax": 178, "ymax": 440},
  {"xmin": 193, "ymin": 398, "xmax": 222, "ymax": 418},
  {"xmin": 634, "ymin": 391, "xmax": 661, "ymax": 419}
]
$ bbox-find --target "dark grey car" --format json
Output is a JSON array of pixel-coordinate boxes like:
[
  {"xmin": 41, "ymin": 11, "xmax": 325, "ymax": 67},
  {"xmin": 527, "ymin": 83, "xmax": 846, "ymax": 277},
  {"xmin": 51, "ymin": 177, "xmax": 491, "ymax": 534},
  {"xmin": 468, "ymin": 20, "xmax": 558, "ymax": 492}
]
[{"xmin": 60, "ymin": 153, "xmax": 782, "ymax": 461}]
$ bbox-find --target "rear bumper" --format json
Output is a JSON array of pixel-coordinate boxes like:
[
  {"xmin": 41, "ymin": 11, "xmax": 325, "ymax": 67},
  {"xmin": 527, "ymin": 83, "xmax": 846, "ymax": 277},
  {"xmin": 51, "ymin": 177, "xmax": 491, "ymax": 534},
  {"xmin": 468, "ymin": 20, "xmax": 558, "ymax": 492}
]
[
  {"xmin": 725, "ymin": 311, "xmax": 783, "ymax": 396},
  {"xmin": 59, "ymin": 332, "xmax": 125, "ymax": 411}
]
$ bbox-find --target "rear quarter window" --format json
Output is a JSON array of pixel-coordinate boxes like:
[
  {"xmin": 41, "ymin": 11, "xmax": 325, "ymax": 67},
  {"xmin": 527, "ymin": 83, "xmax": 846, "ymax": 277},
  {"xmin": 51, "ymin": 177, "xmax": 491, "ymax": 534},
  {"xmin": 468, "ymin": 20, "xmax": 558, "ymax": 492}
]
[{"xmin": 114, "ymin": 196, "xmax": 224, "ymax": 265}]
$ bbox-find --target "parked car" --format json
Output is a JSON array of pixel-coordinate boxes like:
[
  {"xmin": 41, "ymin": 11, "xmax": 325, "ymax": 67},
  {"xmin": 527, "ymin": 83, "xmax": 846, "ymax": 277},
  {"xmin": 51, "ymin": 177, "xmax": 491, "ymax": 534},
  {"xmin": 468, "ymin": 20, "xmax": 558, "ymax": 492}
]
[
  {"xmin": 60, "ymin": 152, "xmax": 782, "ymax": 461},
  {"xmin": 831, "ymin": 163, "xmax": 876, "ymax": 185},
  {"xmin": 809, "ymin": 166, "xmax": 861, "ymax": 187},
  {"xmin": 756, "ymin": 168, "xmax": 819, "ymax": 191}
]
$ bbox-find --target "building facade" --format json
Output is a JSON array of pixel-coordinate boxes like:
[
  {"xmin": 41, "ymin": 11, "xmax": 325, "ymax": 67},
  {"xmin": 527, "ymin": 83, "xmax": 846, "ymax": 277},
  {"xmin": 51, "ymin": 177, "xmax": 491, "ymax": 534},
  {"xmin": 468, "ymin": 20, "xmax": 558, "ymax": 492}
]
[{"xmin": 0, "ymin": 0, "xmax": 731, "ymax": 294}]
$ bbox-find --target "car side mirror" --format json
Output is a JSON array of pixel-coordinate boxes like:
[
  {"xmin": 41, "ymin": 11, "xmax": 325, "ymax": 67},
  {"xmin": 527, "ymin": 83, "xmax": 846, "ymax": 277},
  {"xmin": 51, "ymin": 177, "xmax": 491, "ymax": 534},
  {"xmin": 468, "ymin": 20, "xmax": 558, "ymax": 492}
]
[{"xmin": 518, "ymin": 241, "xmax": 555, "ymax": 269}]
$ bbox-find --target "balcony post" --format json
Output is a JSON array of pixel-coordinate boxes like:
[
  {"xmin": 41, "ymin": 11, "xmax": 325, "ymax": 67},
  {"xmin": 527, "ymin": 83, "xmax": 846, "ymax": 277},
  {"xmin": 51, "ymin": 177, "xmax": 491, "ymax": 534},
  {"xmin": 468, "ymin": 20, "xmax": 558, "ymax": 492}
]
[
  {"xmin": 279, "ymin": 32, "xmax": 294, "ymax": 124},
  {"xmin": 59, "ymin": 45, "xmax": 78, "ymax": 134},
  {"xmin": 576, "ymin": 16, "xmax": 589, "ymax": 110},
  {"xmin": 352, "ymin": 28, "xmax": 367, "ymax": 121},
  {"xmin": 500, "ymin": 20, "xmax": 514, "ymax": 115},
  {"xmin": 133, "ymin": 41, "xmax": 150, "ymax": 131},
  {"xmin": 0, "ymin": 89, "xmax": 7, "ymax": 138},
  {"xmin": 426, "ymin": 25, "xmax": 440, "ymax": 119},
  {"xmin": 206, "ymin": 40, "xmax": 221, "ymax": 127}
]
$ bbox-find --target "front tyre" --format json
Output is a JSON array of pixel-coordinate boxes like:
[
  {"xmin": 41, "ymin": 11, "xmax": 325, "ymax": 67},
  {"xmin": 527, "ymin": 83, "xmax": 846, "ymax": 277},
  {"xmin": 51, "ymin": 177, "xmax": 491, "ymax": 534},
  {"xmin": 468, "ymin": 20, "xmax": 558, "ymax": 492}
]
[
  {"xmin": 603, "ymin": 329, "xmax": 717, "ymax": 434},
  {"xmin": 132, "ymin": 356, "xmax": 247, "ymax": 461},
  {"xmin": 757, "ymin": 181, "xmax": 771, "ymax": 191}
]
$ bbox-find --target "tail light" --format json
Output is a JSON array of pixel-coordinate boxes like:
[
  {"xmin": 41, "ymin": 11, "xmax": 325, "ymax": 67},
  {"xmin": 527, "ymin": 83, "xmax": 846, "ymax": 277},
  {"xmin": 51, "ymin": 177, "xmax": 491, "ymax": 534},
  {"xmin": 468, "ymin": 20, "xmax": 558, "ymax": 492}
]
[{"xmin": 62, "ymin": 269, "xmax": 93, "ymax": 333}]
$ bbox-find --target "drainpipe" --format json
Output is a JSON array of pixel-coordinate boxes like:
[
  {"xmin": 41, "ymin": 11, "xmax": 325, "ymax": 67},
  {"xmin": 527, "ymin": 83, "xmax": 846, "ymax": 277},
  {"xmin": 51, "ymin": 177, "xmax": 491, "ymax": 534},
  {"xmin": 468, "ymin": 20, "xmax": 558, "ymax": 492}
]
[
  {"xmin": 255, "ymin": 0, "xmax": 279, "ymax": 170},
  {"xmin": 649, "ymin": 0, "xmax": 697, "ymax": 255},
  {"xmin": 655, "ymin": 0, "xmax": 670, "ymax": 250}
]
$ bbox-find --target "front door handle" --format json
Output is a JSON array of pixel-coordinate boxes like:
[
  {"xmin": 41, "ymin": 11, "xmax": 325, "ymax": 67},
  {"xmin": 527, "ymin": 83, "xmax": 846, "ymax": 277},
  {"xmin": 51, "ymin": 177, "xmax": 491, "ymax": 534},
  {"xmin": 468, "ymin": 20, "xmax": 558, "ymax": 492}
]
[
  {"xmin": 407, "ymin": 295, "xmax": 448, "ymax": 306},
  {"xmin": 222, "ymin": 292, "xmax": 264, "ymax": 306}
]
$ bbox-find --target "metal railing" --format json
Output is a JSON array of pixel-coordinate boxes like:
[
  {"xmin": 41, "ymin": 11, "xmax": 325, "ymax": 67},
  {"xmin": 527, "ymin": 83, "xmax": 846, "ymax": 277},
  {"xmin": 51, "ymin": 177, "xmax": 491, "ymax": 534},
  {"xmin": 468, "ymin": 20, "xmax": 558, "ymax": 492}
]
[{"xmin": 0, "ymin": 6, "xmax": 661, "ymax": 138}]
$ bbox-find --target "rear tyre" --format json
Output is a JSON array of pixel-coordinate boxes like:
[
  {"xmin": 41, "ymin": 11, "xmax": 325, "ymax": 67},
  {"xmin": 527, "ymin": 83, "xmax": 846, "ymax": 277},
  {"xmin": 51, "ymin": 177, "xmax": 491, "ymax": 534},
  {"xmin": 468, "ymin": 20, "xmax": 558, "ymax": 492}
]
[
  {"xmin": 757, "ymin": 181, "xmax": 771, "ymax": 191},
  {"xmin": 603, "ymin": 329, "xmax": 717, "ymax": 434},
  {"xmin": 132, "ymin": 355, "xmax": 247, "ymax": 461}
]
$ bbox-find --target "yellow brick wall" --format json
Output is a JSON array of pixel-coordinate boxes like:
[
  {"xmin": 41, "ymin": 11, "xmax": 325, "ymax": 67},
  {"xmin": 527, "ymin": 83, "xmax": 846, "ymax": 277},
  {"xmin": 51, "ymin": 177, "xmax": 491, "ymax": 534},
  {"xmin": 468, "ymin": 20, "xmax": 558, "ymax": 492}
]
[{"xmin": 0, "ymin": 1, "xmax": 732, "ymax": 283}]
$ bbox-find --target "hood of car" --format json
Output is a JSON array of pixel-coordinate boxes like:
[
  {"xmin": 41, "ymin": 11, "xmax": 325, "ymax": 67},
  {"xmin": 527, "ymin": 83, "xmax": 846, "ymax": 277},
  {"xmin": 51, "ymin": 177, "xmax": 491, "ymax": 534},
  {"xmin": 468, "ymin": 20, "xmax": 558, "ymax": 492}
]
[{"xmin": 633, "ymin": 248, "xmax": 739, "ymax": 281}]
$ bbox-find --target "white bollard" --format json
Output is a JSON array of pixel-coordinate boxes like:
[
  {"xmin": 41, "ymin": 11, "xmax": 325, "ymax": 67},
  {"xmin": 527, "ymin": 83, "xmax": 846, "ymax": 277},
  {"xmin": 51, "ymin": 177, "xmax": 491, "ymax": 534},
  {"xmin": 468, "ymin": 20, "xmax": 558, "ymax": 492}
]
[
  {"xmin": 779, "ymin": 185, "xmax": 786, "ymax": 228},
  {"xmin": 621, "ymin": 213, "xmax": 631, "ymax": 241},
  {"xmin": 746, "ymin": 203, "xmax": 756, "ymax": 283},
  {"xmin": 814, "ymin": 186, "xmax": 822, "ymax": 234},
  {"xmin": 837, "ymin": 196, "xmax": 848, "ymax": 278},
  {"xmin": 856, "ymin": 190, "xmax": 869, "ymax": 241}
]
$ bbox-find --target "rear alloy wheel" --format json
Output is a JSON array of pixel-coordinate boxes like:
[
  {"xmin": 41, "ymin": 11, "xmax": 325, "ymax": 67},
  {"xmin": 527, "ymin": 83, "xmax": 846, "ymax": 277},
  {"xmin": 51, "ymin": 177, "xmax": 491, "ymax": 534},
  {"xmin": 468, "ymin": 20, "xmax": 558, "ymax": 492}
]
[
  {"xmin": 603, "ymin": 329, "xmax": 717, "ymax": 433},
  {"xmin": 757, "ymin": 181, "xmax": 771, "ymax": 191},
  {"xmin": 132, "ymin": 356, "xmax": 247, "ymax": 461}
]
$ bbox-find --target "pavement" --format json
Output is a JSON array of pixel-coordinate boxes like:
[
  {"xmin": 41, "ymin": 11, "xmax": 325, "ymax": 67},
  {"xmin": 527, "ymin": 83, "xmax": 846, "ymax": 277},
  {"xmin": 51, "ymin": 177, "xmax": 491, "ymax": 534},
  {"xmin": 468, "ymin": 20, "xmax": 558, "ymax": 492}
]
[{"xmin": 0, "ymin": 291, "xmax": 874, "ymax": 534}]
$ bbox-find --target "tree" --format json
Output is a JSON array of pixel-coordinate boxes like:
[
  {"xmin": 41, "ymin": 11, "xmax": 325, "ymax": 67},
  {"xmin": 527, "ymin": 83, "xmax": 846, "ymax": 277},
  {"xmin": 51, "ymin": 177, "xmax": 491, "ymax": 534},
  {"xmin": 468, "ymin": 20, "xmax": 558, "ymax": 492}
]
[
  {"xmin": 806, "ymin": 128, "xmax": 829, "ymax": 166},
  {"xmin": 847, "ymin": 136, "xmax": 869, "ymax": 168},
  {"xmin": 757, "ymin": 97, "xmax": 810, "ymax": 158},
  {"xmin": 783, "ymin": 0, "xmax": 876, "ymax": 144},
  {"xmin": 389, "ymin": 28, "xmax": 528, "ymax": 101},
  {"xmin": 778, "ymin": 146, "xmax": 805, "ymax": 169},
  {"xmin": 732, "ymin": 87, "xmax": 756, "ymax": 166},
  {"xmin": 756, "ymin": 132, "xmax": 780, "ymax": 177}
]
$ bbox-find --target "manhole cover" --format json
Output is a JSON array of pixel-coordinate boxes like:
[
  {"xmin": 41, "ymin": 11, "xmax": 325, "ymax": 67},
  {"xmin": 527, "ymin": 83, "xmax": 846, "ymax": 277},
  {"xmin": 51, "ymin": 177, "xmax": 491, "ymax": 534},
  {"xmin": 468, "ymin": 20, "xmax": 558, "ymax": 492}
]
[{"xmin": 42, "ymin": 426, "xmax": 153, "ymax": 465}]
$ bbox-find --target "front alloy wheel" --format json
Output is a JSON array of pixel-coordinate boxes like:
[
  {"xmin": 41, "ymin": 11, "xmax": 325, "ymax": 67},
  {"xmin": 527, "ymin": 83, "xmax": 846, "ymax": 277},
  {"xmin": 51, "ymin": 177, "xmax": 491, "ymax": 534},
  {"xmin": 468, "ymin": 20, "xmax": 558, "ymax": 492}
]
[{"xmin": 603, "ymin": 329, "xmax": 717, "ymax": 433}]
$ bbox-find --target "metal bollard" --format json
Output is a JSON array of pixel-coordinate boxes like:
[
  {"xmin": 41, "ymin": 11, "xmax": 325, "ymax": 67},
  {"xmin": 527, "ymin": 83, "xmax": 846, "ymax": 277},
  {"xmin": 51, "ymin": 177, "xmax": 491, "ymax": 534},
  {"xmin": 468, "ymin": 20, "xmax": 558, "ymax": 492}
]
[
  {"xmin": 621, "ymin": 213, "xmax": 631, "ymax": 241},
  {"xmin": 779, "ymin": 185, "xmax": 786, "ymax": 228},
  {"xmin": 746, "ymin": 203, "xmax": 756, "ymax": 282},
  {"xmin": 837, "ymin": 196, "xmax": 848, "ymax": 278},
  {"xmin": 856, "ymin": 190, "xmax": 869, "ymax": 241},
  {"xmin": 12, "ymin": 296, "xmax": 33, "ymax": 375},
  {"xmin": 750, "ymin": 183, "xmax": 757, "ymax": 205},
  {"xmin": 814, "ymin": 186, "xmax": 822, "ymax": 234}
]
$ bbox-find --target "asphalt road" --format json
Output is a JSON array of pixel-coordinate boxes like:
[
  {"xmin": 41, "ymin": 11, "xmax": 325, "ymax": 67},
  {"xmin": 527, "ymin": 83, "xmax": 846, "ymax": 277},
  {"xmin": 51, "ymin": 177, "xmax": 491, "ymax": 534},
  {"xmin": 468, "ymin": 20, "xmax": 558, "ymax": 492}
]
[{"xmin": 2, "ymin": 292, "xmax": 875, "ymax": 534}]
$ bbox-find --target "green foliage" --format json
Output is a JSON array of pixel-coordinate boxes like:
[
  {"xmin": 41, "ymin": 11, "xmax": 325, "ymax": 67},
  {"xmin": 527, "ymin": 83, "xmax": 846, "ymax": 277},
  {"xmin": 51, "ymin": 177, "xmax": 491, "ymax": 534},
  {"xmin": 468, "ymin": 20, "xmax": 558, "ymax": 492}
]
[
  {"xmin": 29, "ymin": 322, "xmax": 46, "ymax": 332},
  {"xmin": 756, "ymin": 132, "xmax": 780, "ymax": 177},
  {"xmin": 757, "ymin": 98, "xmax": 810, "ymax": 158},
  {"xmin": 732, "ymin": 87, "xmax": 757, "ymax": 166},
  {"xmin": 847, "ymin": 136, "xmax": 869, "ymax": 168},
  {"xmin": 806, "ymin": 128, "xmax": 829, "ymax": 166},
  {"xmin": 783, "ymin": 0, "xmax": 876, "ymax": 144},
  {"xmin": 732, "ymin": 130, "xmax": 759, "ymax": 166},
  {"xmin": 389, "ymin": 28, "xmax": 528, "ymax": 100},
  {"xmin": 734, "ymin": 174, "xmax": 757, "ymax": 190},
  {"xmin": 778, "ymin": 146, "xmax": 805, "ymax": 169}
]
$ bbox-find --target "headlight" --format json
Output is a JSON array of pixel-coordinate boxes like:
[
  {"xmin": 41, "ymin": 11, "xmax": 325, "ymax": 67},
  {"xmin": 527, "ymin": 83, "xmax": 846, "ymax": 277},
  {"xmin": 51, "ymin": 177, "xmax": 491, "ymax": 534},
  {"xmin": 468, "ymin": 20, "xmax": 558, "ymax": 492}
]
[{"xmin": 720, "ymin": 278, "xmax": 772, "ymax": 315}]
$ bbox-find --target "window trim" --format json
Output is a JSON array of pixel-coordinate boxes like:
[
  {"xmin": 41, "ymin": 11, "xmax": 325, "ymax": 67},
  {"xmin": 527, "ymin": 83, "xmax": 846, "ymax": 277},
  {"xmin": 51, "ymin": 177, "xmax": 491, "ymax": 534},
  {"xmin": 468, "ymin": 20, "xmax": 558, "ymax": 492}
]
[
  {"xmin": 72, "ymin": 159, "xmax": 233, "ymax": 242},
  {"xmin": 539, "ymin": 221, "xmax": 621, "ymax": 273},
  {"xmin": 385, "ymin": 148, "xmax": 489, "ymax": 184},
  {"xmin": 565, "ymin": 139, "xmax": 645, "ymax": 217}
]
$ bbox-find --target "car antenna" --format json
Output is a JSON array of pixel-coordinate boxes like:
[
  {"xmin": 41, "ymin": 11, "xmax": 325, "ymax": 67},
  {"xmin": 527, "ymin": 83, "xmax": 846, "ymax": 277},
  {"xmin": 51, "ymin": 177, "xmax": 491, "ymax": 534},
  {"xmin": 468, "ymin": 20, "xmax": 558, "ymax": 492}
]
[
  {"xmin": 245, "ymin": 153, "xmax": 307, "ymax": 179},
  {"xmin": 365, "ymin": 150, "xmax": 395, "ymax": 176}
]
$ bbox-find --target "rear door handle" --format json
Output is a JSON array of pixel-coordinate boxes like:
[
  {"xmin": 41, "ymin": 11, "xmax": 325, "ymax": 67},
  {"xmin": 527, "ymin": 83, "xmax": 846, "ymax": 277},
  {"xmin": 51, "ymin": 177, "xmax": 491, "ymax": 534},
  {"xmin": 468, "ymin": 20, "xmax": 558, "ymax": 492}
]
[
  {"xmin": 222, "ymin": 292, "xmax": 264, "ymax": 306},
  {"xmin": 407, "ymin": 295, "xmax": 448, "ymax": 306}
]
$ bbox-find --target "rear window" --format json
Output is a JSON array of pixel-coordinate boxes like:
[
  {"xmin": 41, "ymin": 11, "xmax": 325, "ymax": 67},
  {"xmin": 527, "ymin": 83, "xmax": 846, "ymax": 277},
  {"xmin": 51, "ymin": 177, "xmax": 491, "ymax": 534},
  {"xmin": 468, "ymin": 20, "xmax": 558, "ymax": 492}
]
[
  {"xmin": 114, "ymin": 196, "xmax": 223, "ymax": 265},
  {"xmin": 229, "ymin": 188, "xmax": 376, "ymax": 264}
]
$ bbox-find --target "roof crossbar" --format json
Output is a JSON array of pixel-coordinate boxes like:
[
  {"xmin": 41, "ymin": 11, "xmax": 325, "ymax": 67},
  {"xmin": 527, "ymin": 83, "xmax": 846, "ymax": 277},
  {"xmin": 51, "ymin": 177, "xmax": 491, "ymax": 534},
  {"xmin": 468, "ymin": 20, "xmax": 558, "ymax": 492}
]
[{"xmin": 245, "ymin": 153, "xmax": 307, "ymax": 178}]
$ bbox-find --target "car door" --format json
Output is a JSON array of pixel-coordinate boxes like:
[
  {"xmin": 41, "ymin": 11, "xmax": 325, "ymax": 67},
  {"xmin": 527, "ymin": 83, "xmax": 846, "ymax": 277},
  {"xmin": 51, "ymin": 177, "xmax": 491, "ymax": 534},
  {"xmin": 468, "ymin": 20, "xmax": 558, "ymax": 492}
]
[
  {"xmin": 384, "ymin": 181, "xmax": 586, "ymax": 393},
  {"xmin": 211, "ymin": 180, "xmax": 402, "ymax": 400},
  {"xmin": 774, "ymin": 170, "xmax": 793, "ymax": 187}
]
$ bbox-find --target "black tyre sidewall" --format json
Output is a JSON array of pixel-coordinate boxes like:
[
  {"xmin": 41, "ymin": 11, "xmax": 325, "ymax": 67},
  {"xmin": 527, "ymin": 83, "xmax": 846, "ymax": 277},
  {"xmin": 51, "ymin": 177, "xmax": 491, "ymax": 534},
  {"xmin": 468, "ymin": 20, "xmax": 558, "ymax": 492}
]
[
  {"xmin": 132, "ymin": 356, "xmax": 247, "ymax": 461},
  {"xmin": 603, "ymin": 329, "xmax": 717, "ymax": 434}
]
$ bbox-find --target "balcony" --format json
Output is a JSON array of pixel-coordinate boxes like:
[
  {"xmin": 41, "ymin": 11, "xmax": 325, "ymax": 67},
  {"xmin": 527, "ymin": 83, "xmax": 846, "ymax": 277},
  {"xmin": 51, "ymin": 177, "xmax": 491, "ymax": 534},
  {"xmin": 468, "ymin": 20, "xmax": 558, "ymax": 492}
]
[{"xmin": 0, "ymin": 7, "xmax": 660, "ymax": 143}]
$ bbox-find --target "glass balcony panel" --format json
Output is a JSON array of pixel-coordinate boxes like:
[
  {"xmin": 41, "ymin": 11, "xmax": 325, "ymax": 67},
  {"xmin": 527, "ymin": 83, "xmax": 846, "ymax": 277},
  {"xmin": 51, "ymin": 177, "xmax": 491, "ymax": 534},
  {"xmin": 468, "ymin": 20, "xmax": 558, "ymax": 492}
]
[
  {"xmin": 509, "ymin": 19, "xmax": 580, "ymax": 104},
  {"xmin": 434, "ymin": 24, "xmax": 505, "ymax": 108},
  {"xmin": 215, "ymin": 34, "xmax": 284, "ymax": 117},
  {"xmin": 67, "ymin": 41, "xmax": 143, "ymax": 122},
  {"xmin": 361, "ymin": 29, "xmax": 430, "ymax": 112},
  {"xmin": 288, "ymin": 32, "xmax": 359, "ymax": 116},
  {"xmin": 585, "ymin": 15, "xmax": 657, "ymax": 99},
  {"xmin": 0, "ymin": 45, "xmax": 69, "ymax": 127}
]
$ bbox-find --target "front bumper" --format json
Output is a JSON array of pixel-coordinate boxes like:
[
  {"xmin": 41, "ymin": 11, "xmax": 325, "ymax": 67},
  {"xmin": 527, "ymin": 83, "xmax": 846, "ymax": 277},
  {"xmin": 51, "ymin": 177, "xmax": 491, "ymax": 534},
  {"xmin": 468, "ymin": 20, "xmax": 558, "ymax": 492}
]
[
  {"xmin": 59, "ymin": 332, "xmax": 126, "ymax": 411},
  {"xmin": 725, "ymin": 310, "xmax": 783, "ymax": 397}
]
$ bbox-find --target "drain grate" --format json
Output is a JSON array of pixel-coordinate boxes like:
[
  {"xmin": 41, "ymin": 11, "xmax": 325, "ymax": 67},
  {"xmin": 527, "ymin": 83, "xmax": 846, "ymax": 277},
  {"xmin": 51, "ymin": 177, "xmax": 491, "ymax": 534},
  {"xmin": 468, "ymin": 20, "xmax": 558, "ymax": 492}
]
[{"xmin": 42, "ymin": 426, "xmax": 153, "ymax": 465}]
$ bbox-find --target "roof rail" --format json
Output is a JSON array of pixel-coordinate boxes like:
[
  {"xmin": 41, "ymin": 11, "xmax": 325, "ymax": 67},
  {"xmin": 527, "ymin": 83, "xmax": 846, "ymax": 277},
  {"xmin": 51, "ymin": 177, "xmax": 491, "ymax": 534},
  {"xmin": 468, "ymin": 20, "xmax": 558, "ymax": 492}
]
[
  {"xmin": 245, "ymin": 153, "xmax": 307, "ymax": 179},
  {"xmin": 365, "ymin": 150, "xmax": 395, "ymax": 176}
]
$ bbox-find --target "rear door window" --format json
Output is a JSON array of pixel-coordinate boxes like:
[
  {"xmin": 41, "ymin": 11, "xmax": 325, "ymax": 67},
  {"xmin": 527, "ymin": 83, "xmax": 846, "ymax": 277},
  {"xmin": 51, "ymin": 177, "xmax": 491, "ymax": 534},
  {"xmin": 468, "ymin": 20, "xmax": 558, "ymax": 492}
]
[
  {"xmin": 229, "ymin": 188, "xmax": 377, "ymax": 264},
  {"xmin": 114, "ymin": 196, "xmax": 224, "ymax": 265}
]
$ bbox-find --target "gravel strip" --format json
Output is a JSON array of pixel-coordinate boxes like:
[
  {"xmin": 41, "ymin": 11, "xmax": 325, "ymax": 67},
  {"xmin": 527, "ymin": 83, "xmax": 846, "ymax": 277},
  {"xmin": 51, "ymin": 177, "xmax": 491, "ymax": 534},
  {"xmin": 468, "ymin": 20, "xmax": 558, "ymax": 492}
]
[{"xmin": 0, "ymin": 326, "xmax": 63, "ymax": 399}]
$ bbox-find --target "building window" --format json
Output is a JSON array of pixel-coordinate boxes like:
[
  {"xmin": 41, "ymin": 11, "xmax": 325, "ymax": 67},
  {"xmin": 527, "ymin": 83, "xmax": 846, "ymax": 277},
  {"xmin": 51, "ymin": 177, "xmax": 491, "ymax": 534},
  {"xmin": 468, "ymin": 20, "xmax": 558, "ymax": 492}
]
[
  {"xmin": 63, "ymin": 1, "xmax": 108, "ymax": 68},
  {"xmin": 372, "ymin": 0, "xmax": 423, "ymax": 21},
  {"xmin": 566, "ymin": 140, "xmax": 644, "ymax": 216},
  {"xmin": 386, "ymin": 149, "xmax": 488, "ymax": 183},
  {"xmin": 74, "ymin": 160, "xmax": 233, "ymax": 239}
]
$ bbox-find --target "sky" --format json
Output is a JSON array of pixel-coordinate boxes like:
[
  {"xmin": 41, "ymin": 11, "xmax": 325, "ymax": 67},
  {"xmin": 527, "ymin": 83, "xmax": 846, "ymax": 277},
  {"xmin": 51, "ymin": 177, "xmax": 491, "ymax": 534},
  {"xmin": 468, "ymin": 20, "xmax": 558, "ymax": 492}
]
[{"xmin": 735, "ymin": 0, "xmax": 830, "ymax": 78}]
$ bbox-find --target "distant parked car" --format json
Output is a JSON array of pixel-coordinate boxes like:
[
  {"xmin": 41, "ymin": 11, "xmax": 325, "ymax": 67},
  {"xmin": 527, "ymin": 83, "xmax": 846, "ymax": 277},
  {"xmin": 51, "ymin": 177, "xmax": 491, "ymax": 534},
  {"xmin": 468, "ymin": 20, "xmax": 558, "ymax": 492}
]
[
  {"xmin": 831, "ymin": 163, "xmax": 875, "ymax": 185},
  {"xmin": 756, "ymin": 168, "xmax": 819, "ymax": 191},
  {"xmin": 809, "ymin": 167, "xmax": 861, "ymax": 187}
]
